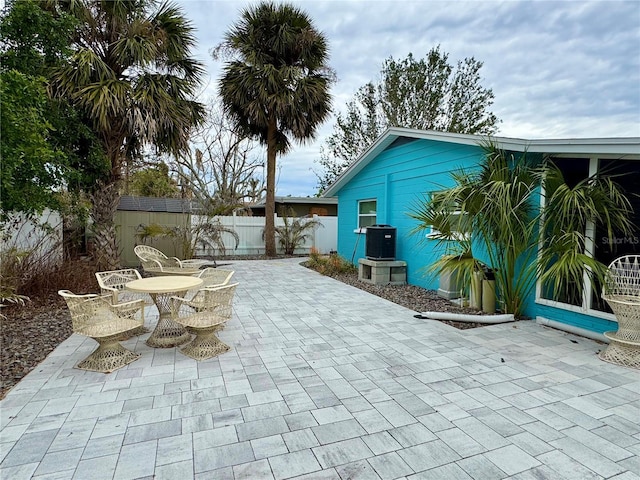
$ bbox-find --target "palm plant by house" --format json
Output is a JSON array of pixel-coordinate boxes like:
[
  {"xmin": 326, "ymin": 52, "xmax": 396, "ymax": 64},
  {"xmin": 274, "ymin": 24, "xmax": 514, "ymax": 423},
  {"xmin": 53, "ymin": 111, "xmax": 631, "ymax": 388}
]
[
  {"xmin": 410, "ymin": 142, "xmax": 634, "ymax": 318},
  {"xmin": 48, "ymin": 0, "xmax": 205, "ymax": 270},
  {"xmin": 216, "ymin": 2, "xmax": 333, "ymax": 257}
]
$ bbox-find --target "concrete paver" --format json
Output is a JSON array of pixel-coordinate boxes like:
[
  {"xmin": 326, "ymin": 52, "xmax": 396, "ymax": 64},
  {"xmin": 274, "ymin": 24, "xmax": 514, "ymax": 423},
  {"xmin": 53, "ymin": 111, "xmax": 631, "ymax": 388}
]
[{"xmin": 1, "ymin": 258, "xmax": 639, "ymax": 479}]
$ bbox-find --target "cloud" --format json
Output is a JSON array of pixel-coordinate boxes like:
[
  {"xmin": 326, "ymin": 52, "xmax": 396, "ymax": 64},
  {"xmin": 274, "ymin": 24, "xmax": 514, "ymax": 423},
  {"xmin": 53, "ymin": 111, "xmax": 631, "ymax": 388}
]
[{"xmin": 178, "ymin": 0, "xmax": 640, "ymax": 195}]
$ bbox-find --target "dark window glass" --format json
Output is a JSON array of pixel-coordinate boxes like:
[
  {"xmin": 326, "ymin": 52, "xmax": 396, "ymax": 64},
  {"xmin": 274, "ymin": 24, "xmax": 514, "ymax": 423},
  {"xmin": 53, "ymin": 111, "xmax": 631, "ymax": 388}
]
[
  {"xmin": 540, "ymin": 158, "xmax": 590, "ymax": 306},
  {"xmin": 592, "ymin": 159, "xmax": 640, "ymax": 312},
  {"xmin": 549, "ymin": 157, "xmax": 590, "ymax": 188}
]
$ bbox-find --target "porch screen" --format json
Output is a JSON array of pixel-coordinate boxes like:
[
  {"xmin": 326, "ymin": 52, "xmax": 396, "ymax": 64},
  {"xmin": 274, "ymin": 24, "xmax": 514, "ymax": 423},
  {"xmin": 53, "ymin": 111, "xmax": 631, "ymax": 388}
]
[{"xmin": 540, "ymin": 157, "xmax": 639, "ymax": 312}]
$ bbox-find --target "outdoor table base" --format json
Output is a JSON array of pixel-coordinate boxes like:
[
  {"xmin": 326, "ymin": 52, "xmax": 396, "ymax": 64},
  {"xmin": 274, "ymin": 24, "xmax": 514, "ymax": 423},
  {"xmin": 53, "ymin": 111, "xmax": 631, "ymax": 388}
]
[
  {"xmin": 146, "ymin": 292, "xmax": 192, "ymax": 348},
  {"xmin": 125, "ymin": 276, "xmax": 204, "ymax": 349}
]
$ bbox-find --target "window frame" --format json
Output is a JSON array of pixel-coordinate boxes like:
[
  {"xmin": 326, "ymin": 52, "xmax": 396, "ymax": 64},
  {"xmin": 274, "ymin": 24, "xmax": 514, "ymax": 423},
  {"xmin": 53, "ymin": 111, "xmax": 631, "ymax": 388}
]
[
  {"xmin": 355, "ymin": 199, "xmax": 377, "ymax": 234},
  {"xmin": 535, "ymin": 155, "xmax": 639, "ymax": 321},
  {"xmin": 424, "ymin": 191, "xmax": 470, "ymax": 241}
]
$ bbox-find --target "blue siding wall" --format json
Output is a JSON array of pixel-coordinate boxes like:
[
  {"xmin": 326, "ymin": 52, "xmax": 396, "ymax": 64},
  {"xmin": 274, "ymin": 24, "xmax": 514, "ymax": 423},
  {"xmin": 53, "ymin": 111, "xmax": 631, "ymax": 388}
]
[
  {"xmin": 334, "ymin": 135, "xmax": 626, "ymax": 335},
  {"xmin": 336, "ymin": 138, "xmax": 484, "ymax": 290},
  {"xmin": 535, "ymin": 303, "xmax": 618, "ymax": 334}
]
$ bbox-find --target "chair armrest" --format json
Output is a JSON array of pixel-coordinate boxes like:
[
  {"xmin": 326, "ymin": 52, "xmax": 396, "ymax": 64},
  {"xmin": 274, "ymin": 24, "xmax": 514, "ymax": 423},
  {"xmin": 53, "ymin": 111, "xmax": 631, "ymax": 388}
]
[
  {"xmin": 170, "ymin": 257, "xmax": 184, "ymax": 267},
  {"xmin": 78, "ymin": 293, "xmax": 102, "ymax": 299},
  {"xmin": 108, "ymin": 298, "xmax": 145, "ymax": 323},
  {"xmin": 169, "ymin": 295, "xmax": 216, "ymax": 317},
  {"xmin": 170, "ymin": 295, "xmax": 195, "ymax": 312},
  {"xmin": 181, "ymin": 259, "xmax": 209, "ymax": 267},
  {"xmin": 99, "ymin": 285, "xmax": 118, "ymax": 293},
  {"xmin": 99, "ymin": 286, "xmax": 119, "ymax": 300},
  {"xmin": 140, "ymin": 258, "xmax": 165, "ymax": 272},
  {"xmin": 100, "ymin": 288, "xmax": 119, "ymax": 304},
  {"xmin": 81, "ymin": 293, "xmax": 110, "ymax": 306}
]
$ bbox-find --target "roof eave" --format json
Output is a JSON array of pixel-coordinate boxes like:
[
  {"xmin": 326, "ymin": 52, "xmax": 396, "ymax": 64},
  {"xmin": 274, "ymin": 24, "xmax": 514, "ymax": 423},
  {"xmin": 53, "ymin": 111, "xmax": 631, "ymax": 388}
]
[{"xmin": 322, "ymin": 127, "xmax": 640, "ymax": 197}]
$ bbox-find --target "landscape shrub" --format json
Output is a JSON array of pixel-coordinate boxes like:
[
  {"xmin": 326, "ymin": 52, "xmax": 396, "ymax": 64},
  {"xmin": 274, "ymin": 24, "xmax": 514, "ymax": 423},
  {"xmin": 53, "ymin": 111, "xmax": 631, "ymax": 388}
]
[{"xmin": 306, "ymin": 249, "xmax": 356, "ymax": 276}]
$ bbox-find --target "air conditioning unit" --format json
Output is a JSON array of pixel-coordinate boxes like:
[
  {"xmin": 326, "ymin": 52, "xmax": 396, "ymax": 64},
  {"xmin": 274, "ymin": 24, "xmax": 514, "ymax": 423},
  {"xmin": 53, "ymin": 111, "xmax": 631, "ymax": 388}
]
[{"xmin": 366, "ymin": 225, "xmax": 396, "ymax": 261}]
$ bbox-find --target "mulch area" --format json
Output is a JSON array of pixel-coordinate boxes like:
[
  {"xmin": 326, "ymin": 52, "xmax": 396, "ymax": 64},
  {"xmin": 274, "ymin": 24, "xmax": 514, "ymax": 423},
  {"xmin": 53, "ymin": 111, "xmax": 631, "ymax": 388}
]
[
  {"xmin": 1, "ymin": 294, "xmax": 72, "ymax": 399},
  {"xmin": 1, "ymin": 258, "xmax": 487, "ymax": 400}
]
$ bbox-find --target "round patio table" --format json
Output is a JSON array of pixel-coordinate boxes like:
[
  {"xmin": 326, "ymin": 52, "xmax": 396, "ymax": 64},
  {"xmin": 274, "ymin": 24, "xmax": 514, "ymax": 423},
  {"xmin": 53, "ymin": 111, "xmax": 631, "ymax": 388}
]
[{"xmin": 126, "ymin": 276, "xmax": 203, "ymax": 348}]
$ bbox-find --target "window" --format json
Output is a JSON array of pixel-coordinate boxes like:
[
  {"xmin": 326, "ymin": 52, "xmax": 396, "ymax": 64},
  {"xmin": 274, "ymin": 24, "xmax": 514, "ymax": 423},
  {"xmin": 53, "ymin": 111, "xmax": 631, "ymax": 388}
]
[
  {"xmin": 539, "ymin": 158, "xmax": 590, "ymax": 307},
  {"xmin": 538, "ymin": 157, "xmax": 640, "ymax": 314},
  {"xmin": 591, "ymin": 159, "xmax": 640, "ymax": 312},
  {"xmin": 358, "ymin": 200, "xmax": 377, "ymax": 230},
  {"xmin": 425, "ymin": 192, "xmax": 469, "ymax": 241}
]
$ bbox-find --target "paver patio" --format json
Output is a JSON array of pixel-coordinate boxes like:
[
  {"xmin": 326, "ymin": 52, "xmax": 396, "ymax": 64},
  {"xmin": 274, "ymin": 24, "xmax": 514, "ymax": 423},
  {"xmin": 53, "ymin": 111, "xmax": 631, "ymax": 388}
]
[{"xmin": 1, "ymin": 258, "xmax": 639, "ymax": 479}]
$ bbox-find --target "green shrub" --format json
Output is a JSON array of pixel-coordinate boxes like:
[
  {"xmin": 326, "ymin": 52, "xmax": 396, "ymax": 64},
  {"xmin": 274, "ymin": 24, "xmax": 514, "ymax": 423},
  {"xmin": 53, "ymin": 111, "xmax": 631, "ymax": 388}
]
[{"xmin": 306, "ymin": 251, "xmax": 356, "ymax": 276}]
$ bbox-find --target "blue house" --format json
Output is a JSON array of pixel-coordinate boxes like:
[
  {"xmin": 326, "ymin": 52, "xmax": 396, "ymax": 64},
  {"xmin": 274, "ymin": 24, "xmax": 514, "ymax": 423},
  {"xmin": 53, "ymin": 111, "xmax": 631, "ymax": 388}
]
[{"xmin": 323, "ymin": 127, "xmax": 640, "ymax": 339}]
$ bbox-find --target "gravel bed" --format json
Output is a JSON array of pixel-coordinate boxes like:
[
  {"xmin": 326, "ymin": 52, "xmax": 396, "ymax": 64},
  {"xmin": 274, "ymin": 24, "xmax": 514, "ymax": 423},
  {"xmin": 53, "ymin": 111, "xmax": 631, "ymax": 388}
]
[
  {"xmin": 316, "ymin": 270, "xmax": 488, "ymax": 329},
  {"xmin": 1, "ymin": 257, "xmax": 486, "ymax": 399}
]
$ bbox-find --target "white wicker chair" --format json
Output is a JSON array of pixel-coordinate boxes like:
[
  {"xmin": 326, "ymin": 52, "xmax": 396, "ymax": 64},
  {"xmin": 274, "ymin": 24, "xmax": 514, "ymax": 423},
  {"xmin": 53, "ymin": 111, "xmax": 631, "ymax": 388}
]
[
  {"xmin": 134, "ymin": 245, "xmax": 211, "ymax": 275},
  {"xmin": 171, "ymin": 282, "xmax": 238, "ymax": 360},
  {"xmin": 185, "ymin": 268, "xmax": 235, "ymax": 300},
  {"xmin": 95, "ymin": 269, "xmax": 151, "ymax": 304},
  {"xmin": 600, "ymin": 255, "xmax": 640, "ymax": 369},
  {"xmin": 58, "ymin": 290, "xmax": 144, "ymax": 372},
  {"xmin": 95, "ymin": 269, "xmax": 151, "ymax": 335}
]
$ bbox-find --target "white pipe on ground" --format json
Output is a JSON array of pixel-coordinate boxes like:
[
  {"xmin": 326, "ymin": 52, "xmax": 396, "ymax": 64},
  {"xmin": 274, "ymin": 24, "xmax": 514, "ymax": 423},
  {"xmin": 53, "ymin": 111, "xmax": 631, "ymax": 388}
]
[
  {"xmin": 535, "ymin": 316, "xmax": 608, "ymax": 343},
  {"xmin": 418, "ymin": 311, "xmax": 515, "ymax": 324}
]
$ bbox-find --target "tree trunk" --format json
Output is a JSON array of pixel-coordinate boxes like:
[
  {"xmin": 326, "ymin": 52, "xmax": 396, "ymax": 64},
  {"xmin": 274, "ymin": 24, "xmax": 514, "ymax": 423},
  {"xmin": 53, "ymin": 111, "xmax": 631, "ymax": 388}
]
[
  {"xmin": 91, "ymin": 180, "xmax": 121, "ymax": 271},
  {"xmin": 264, "ymin": 117, "xmax": 278, "ymax": 257}
]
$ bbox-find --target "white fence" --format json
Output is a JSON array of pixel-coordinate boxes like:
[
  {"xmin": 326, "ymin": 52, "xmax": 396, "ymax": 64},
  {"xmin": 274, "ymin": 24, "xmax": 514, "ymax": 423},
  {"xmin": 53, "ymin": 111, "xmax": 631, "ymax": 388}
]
[
  {"xmin": 1, "ymin": 209, "xmax": 63, "ymax": 262},
  {"xmin": 193, "ymin": 213, "xmax": 337, "ymax": 257}
]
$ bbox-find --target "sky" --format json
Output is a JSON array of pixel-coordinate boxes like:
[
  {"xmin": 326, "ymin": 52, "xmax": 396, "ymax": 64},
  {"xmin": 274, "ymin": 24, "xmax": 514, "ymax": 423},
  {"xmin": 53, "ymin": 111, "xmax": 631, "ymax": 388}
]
[{"xmin": 178, "ymin": 0, "xmax": 640, "ymax": 197}]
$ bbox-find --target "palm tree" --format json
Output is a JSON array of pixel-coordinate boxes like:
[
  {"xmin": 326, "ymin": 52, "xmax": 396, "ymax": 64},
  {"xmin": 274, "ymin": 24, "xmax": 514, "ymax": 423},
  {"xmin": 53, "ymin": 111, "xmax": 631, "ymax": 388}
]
[
  {"xmin": 48, "ymin": 0, "xmax": 205, "ymax": 270},
  {"xmin": 273, "ymin": 207, "xmax": 323, "ymax": 255},
  {"xmin": 410, "ymin": 142, "xmax": 634, "ymax": 317},
  {"xmin": 216, "ymin": 2, "xmax": 333, "ymax": 257}
]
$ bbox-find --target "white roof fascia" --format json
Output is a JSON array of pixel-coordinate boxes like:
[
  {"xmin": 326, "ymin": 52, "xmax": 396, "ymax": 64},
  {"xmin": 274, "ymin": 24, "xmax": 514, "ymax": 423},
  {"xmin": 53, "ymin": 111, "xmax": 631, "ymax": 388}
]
[
  {"xmin": 253, "ymin": 196, "xmax": 338, "ymax": 207},
  {"xmin": 274, "ymin": 196, "xmax": 337, "ymax": 205},
  {"xmin": 322, "ymin": 127, "xmax": 640, "ymax": 197}
]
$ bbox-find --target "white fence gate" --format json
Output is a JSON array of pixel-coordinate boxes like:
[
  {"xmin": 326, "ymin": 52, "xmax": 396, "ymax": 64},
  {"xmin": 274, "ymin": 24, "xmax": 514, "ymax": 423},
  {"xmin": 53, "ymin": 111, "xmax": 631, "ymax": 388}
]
[{"xmin": 193, "ymin": 213, "xmax": 337, "ymax": 257}]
